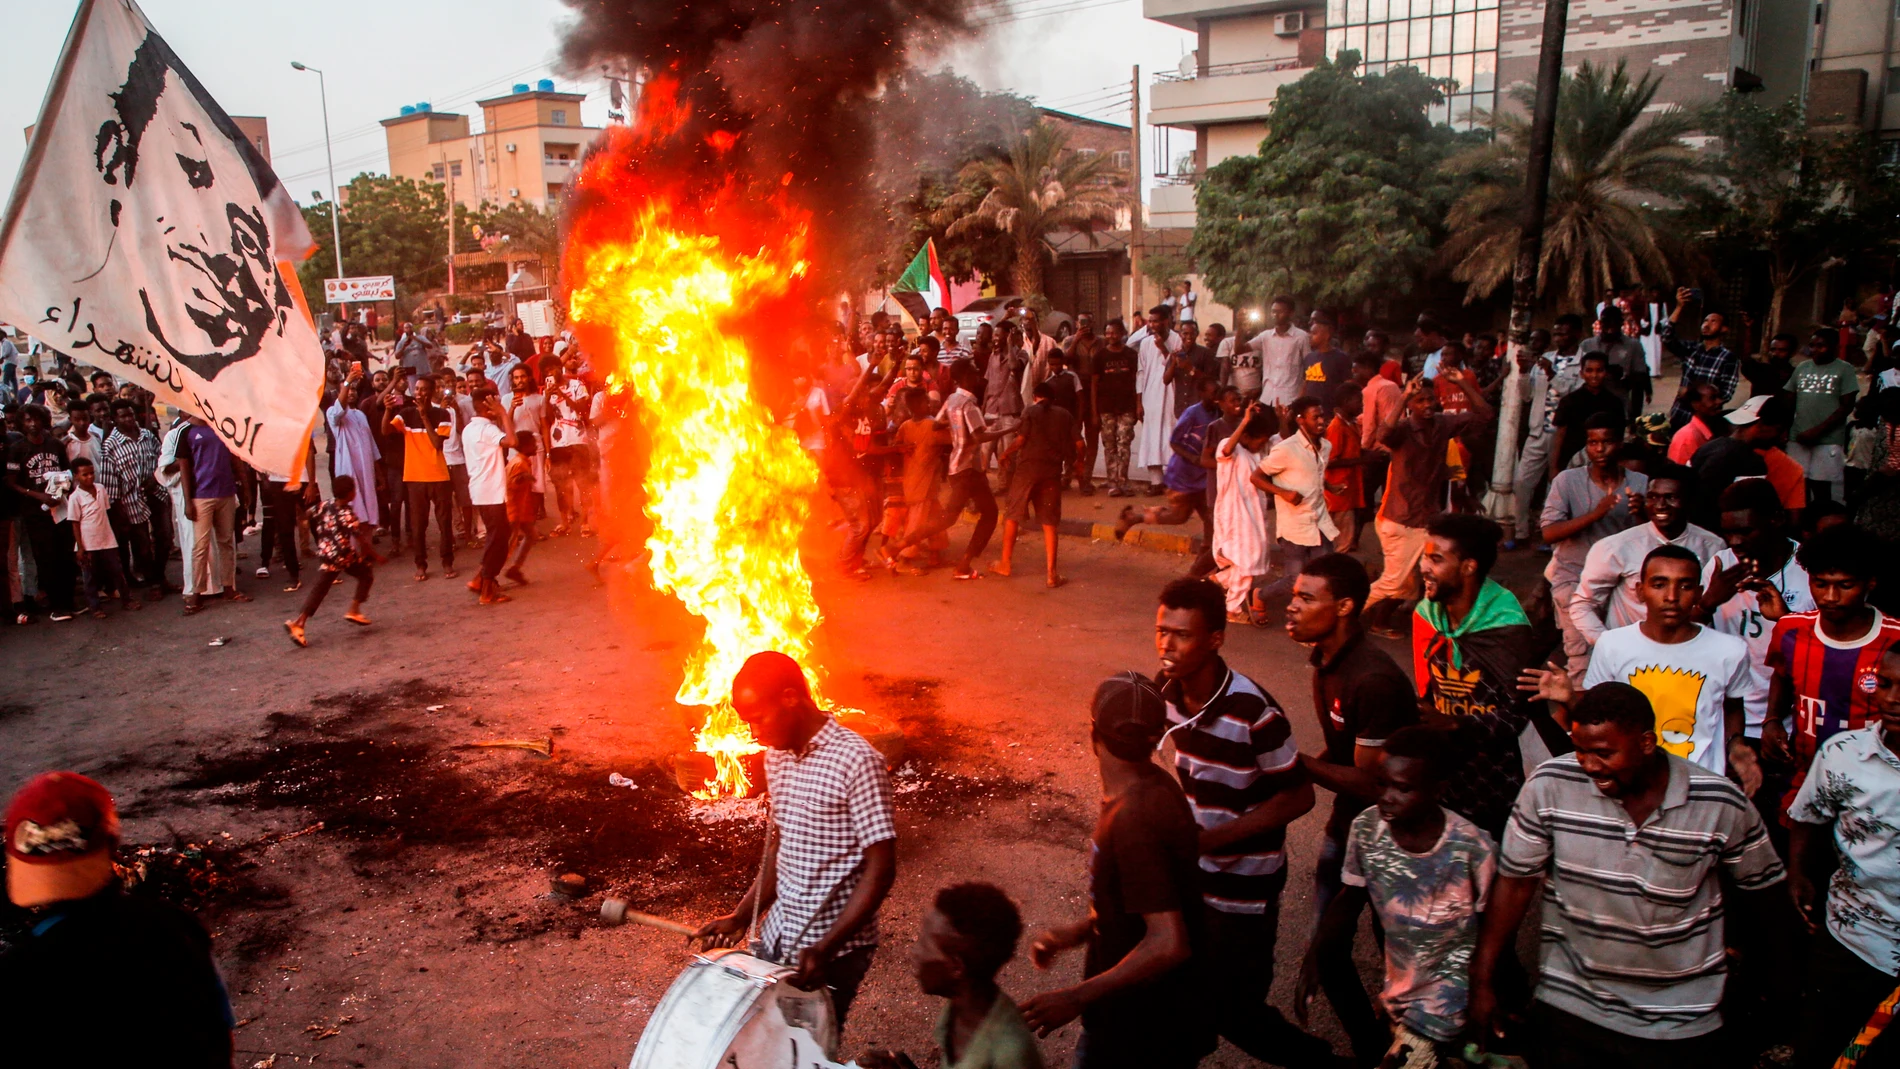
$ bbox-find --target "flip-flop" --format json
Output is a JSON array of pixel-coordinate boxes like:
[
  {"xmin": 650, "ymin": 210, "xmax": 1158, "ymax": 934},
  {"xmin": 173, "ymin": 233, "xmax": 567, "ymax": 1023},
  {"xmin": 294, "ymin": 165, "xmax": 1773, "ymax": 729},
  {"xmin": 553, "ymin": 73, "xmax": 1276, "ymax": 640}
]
[
  {"xmin": 1047, "ymin": 576, "xmax": 1069, "ymax": 589},
  {"xmin": 952, "ymin": 569, "xmax": 982, "ymax": 581},
  {"xmin": 344, "ymin": 613, "xmax": 371, "ymax": 626},
  {"xmin": 284, "ymin": 621, "xmax": 307, "ymax": 647}
]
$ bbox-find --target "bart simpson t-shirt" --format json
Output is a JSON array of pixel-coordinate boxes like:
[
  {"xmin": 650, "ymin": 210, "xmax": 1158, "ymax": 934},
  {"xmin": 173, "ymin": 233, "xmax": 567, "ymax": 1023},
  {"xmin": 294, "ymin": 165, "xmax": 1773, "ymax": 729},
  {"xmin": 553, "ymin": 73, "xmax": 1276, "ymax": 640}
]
[{"xmin": 1584, "ymin": 623, "xmax": 1752, "ymax": 774}]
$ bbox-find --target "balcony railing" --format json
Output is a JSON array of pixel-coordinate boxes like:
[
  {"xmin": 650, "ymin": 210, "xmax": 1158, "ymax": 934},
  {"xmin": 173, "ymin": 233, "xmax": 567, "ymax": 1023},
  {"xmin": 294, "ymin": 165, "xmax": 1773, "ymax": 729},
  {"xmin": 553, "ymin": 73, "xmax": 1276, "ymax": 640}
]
[{"xmin": 1154, "ymin": 56, "xmax": 1309, "ymax": 83}]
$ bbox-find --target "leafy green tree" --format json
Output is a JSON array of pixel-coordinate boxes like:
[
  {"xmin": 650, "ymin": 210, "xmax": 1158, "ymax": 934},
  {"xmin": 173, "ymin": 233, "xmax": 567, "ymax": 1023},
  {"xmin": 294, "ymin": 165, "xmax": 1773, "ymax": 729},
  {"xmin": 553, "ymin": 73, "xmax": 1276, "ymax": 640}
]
[
  {"xmin": 1439, "ymin": 61, "xmax": 1698, "ymax": 312},
  {"xmin": 1189, "ymin": 51, "xmax": 1471, "ymax": 311},
  {"xmin": 1682, "ymin": 95, "xmax": 1900, "ymax": 339},
  {"xmin": 930, "ymin": 120, "xmax": 1126, "ymax": 298},
  {"xmin": 297, "ymin": 174, "xmax": 461, "ymax": 304}
]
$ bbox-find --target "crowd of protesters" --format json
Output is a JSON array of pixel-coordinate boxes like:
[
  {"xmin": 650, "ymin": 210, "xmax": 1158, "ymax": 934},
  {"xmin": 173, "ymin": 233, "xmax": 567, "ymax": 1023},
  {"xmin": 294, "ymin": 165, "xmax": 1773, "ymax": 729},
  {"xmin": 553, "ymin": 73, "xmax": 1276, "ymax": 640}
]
[
  {"xmin": 11, "ymin": 281, "xmax": 1900, "ymax": 1068},
  {"xmin": 0, "ymin": 315, "xmax": 614, "ymax": 646}
]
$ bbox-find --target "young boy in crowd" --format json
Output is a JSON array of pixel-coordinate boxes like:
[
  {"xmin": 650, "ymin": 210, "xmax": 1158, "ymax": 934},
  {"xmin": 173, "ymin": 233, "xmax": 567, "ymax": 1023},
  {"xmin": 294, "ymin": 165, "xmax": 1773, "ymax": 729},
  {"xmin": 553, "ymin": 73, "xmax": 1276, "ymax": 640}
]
[
  {"xmin": 503, "ymin": 430, "xmax": 539, "ymax": 587},
  {"xmin": 67, "ymin": 456, "xmax": 135, "ymax": 617},
  {"xmin": 862, "ymin": 883, "xmax": 1044, "ymax": 1069},
  {"xmin": 1299, "ymin": 726, "xmax": 1496, "ymax": 1067},
  {"xmin": 284, "ymin": 474, "xmax": 381, "ymax": 647},
  {"xmin": 1211, "ymin": 403, "xmax": 1278, "ymax": 623}
]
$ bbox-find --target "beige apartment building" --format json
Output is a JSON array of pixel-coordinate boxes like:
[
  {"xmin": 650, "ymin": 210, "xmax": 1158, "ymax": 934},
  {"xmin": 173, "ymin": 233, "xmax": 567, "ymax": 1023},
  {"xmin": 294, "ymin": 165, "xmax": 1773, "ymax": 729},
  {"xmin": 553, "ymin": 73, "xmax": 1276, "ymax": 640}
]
[
  {"xmin": 1145, "ymin": 0, "xmax": 1900, "ymax": 229},
  {"xmin": 380, "ymin": 79, "xmax": 598, "ymax": 212}
]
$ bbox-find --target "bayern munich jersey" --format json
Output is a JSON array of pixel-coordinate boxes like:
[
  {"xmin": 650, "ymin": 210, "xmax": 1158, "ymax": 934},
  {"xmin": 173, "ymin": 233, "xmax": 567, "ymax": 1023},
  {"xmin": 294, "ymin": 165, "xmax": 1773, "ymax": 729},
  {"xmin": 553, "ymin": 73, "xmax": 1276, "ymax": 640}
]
[{"xmin": 1767, "ymin": 609, "xmax": 1900, "ymax": 768}]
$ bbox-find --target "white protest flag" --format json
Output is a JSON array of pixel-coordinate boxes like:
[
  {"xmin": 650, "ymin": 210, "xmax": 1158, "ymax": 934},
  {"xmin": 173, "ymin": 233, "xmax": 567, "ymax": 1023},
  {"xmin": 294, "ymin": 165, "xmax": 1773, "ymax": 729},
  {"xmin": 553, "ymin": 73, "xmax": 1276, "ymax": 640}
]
[{"xmin": 0, "ymin": 0, "xmax": 324, "ymax": 477}]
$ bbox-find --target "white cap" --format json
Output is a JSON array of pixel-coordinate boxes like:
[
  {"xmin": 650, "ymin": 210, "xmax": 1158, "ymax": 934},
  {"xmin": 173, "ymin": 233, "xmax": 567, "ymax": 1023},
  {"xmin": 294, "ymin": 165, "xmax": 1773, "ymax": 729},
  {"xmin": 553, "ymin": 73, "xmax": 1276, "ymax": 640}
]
[{"xmin": 1727, "ymin": 394, "xmax": 1771, "ymax": 425}]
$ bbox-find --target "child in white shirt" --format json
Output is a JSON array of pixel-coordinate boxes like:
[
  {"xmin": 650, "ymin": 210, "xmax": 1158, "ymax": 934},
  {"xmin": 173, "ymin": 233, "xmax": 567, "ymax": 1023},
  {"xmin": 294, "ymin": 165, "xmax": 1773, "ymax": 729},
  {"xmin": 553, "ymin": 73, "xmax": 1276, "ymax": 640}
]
[{"xmin": 68, "ymin": 457, "xmax": 137, "ymax": 616}]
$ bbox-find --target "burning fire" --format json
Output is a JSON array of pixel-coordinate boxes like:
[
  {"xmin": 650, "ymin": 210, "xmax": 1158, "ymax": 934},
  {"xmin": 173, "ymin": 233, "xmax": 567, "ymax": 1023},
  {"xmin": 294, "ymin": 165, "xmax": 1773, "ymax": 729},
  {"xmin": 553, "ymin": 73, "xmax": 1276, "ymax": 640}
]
[{"xmin": 566, "ymin": 83, "xmax": 838, "ymax": 799}]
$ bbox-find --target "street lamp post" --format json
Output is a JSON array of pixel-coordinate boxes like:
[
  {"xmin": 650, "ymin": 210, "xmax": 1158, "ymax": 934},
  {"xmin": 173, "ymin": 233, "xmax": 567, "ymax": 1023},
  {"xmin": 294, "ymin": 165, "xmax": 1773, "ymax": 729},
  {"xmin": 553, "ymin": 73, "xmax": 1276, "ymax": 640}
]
[{"xmin": 291, "ymin": 62, "xmax": 345, "ymax": 283}]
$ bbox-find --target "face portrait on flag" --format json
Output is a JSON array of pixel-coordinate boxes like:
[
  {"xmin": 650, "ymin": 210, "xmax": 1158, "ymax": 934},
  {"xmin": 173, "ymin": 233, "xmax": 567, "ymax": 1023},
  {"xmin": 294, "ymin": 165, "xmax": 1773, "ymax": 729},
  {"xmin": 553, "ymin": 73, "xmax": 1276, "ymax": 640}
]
[
  {"xmin": 92, "ymin": 34, "xmax": 296, "ymax": 383},
  {"xmin": 0, "ymin": 0, "xmax": 324, "ymax": 477}
]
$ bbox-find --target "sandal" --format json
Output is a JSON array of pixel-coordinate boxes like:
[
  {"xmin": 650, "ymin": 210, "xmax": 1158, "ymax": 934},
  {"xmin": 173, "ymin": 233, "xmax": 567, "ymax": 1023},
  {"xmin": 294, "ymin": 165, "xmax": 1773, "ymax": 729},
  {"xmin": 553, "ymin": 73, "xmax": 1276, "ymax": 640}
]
[
  {"xmin": 414, "ymin": 569, "xmax": 430, "ymax": 582},
  {"xmin": 181, "ymin": 598, "xmax": 203, "ymax": 616},
  {"xmin": 284, "ymin": 581, "xmax": 302, "ymax": 592},
  {"xmin": 479, "ymin": 592, "xmax": 513, "ymax": 605},
  {"xmin": 90, "ymin": 609, "xmax": 108, "ymax": 619},
  {"xmin": 344, "ymin": 613, "xmax": 371, "ymax": 626},
  {"xmin": 284, "ymin": 620, "xmax": 307, "ymax": 647},
  {"xmin": 225, "ymin": 591, "xmax": 253, "ymax": 603}
]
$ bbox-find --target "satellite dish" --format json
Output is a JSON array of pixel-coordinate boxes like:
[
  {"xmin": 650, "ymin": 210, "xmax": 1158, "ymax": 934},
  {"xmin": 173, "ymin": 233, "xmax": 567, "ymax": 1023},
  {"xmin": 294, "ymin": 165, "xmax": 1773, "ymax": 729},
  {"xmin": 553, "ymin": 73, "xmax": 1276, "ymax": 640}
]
[{"xmin": 1178, "ymin": 52, "xmax": 1197, "ymax": 77}]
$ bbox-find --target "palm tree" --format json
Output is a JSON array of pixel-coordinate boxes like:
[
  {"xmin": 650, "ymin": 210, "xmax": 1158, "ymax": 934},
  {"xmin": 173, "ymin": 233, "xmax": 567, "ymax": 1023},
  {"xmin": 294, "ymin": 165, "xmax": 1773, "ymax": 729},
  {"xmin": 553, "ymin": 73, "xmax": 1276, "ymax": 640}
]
[
  {"xmin": 932, "ymin": 121, "xmax": 1127, "ymax": 298},
  {"xmin": 1437, "ymin": 61, "xmax": 1699, "ymax": 311}
]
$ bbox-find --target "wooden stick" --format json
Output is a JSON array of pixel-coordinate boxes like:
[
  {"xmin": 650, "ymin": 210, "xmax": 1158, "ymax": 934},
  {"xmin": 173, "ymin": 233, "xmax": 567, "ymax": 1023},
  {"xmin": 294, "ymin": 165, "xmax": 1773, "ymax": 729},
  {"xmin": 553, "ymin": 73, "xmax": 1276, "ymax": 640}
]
[{"xmin": 622, "ymin": 909, "xmax": 698, "ymax": 937}]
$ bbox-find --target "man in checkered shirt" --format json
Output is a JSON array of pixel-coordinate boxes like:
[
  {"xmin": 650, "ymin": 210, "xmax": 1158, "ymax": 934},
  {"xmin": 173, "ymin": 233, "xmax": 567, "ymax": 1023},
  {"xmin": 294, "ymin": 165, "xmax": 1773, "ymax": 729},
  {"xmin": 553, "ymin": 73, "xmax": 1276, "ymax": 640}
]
[{"xmin": 696, "ymin": 651, "xmax": 897, "ymax": 1027}]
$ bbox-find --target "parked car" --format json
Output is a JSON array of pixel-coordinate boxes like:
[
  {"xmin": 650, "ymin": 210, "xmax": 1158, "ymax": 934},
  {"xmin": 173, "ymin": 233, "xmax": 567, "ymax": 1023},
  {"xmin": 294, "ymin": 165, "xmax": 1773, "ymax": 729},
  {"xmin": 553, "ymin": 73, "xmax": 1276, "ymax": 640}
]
[{"xmin": 953, "ymin": 296, "xmax": 1025, "ymax": 338}]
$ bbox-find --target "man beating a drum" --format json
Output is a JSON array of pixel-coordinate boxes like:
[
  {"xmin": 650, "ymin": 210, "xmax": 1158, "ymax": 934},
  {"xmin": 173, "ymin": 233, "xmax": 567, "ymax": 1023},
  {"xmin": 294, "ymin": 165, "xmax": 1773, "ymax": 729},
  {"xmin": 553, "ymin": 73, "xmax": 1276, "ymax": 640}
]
[{"xmin": 695, "ymin": 652, "xmax": 899, "ymax": 1027}]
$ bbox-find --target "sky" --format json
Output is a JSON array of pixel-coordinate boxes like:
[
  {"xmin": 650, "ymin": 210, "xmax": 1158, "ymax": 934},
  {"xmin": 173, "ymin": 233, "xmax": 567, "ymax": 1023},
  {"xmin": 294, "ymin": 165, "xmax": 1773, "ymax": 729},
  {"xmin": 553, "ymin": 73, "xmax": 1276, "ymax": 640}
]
[{"xmin": 0, "ymin": 0, "xmax": 1195, "ymax": 212}]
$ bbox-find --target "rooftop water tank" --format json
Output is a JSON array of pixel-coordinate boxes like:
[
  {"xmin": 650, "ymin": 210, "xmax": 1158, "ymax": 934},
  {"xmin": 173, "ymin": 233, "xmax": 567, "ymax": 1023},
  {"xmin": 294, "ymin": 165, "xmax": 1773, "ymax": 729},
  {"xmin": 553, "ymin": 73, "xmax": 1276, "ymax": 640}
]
[
  {"xmin": 398, "ymin": 105, "xmax": 416, "ymax": 116},
  {"xmin": 512, "ymin": 83, "xmax": 530, "ymax": 94},
  {"xmin": 416, "ymin": 102, "xmax": 431, "ymax": 112},
  {"xmin": 536, "ymin": 78, "xmax": 554, "ymax": 92}
]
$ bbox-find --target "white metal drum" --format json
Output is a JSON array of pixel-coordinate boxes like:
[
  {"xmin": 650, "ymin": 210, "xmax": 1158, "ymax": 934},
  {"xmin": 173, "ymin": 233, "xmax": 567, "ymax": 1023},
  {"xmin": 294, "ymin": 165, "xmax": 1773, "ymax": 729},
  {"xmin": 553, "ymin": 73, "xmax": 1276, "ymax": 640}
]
[{"xmin": 628, "ymin": 949, "xmax": 842, "ymax": 1069}]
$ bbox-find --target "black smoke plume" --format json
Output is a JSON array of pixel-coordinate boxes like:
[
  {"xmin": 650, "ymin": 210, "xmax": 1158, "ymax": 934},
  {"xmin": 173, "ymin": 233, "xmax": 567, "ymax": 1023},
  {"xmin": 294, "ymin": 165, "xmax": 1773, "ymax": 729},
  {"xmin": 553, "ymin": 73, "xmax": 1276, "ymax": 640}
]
[{"xmin": 556, "ymin": 0, "xmax": 986, "ymax": 292}]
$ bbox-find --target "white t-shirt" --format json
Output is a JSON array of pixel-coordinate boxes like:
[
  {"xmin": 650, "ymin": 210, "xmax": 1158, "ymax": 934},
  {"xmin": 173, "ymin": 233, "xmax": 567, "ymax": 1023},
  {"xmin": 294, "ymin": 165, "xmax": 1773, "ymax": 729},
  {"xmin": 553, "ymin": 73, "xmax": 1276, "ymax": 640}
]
[
  {"xmin": 1584, "ymin": 623, "xmax": 1752, "ymax": 774},
  {"xmin": 798, "ymin": 386, "xmax": 831, "ymax": 453},
  {"xmin": 68, "ymin": 484, "xmax": 117, "ymax": 551},
  {"xmin": 1701, "ymin": 546, "xmax": 1815, "ymax": 736},
  {"xmin": 461, "ymin": 417, "xmax": 507, "ymax": 506}
]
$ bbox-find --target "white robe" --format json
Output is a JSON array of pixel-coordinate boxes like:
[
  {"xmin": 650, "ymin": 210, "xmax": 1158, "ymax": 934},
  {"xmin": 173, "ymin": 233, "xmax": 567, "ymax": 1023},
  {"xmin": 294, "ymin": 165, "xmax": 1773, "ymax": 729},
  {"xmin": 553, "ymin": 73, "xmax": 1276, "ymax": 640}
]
[
  {"xmin": 1213, "ymin": 438, "xmax": 1272, "ymax": 613},
  {"xmin": 327, "ymin": 401, "xmax": 382, "ymax": 525},
  {"xmin": 157, "ymin": 422, "xmax": 201, "ymax": 596},
  {"xmin": 1135, "ymin": 332, "xmax": 1181, "ymax": 473}
]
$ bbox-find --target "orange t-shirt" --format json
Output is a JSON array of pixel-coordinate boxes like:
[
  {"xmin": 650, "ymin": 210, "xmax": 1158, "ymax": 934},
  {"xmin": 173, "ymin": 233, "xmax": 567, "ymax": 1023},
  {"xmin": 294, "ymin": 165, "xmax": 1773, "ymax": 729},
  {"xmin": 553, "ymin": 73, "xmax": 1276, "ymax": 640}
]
[
  {"xmin": 1323, "ymin": 414, "xmax": 1364, "ymax": 511},
  {"xmin": 1763, "ymin": 447, "xmax": 1807, "ymax": 510}
]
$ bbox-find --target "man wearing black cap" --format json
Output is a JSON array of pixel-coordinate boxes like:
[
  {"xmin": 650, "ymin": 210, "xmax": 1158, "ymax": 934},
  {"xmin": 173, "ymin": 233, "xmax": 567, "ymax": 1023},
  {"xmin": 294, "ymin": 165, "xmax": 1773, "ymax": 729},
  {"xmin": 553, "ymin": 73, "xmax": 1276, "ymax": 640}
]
[
  {"xmin": 1022, "ymin": 673, "xmax": 1213, "ymax": 1069},
  {"xmin": 0, "ymin": 772, "xmax": 235, "ymax": 1066}
]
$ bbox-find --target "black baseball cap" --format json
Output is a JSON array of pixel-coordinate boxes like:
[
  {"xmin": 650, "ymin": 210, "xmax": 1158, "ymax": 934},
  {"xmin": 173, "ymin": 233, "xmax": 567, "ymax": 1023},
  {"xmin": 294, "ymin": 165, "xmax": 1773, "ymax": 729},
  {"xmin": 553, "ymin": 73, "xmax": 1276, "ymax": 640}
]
[{"xmin": 1091, "ymin": 672, "xmax": 1167, "ymax": 757}]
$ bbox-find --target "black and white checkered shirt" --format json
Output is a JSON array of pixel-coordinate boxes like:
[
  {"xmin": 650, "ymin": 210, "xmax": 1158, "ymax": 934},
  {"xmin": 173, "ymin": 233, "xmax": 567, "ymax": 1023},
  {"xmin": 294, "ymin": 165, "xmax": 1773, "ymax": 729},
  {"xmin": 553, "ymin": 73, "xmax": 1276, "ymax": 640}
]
[{"xmin": 757, "ymin": 718, "xmax": 896, "ymax": 962}]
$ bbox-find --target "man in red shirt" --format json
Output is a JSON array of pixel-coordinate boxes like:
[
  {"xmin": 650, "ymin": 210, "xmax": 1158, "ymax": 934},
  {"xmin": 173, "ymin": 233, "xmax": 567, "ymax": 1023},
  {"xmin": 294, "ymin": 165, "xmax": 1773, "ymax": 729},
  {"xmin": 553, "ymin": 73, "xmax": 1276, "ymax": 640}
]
[{"xmin": 1324, "ymin": 384, "xmax": 1368, "ymax": 553}]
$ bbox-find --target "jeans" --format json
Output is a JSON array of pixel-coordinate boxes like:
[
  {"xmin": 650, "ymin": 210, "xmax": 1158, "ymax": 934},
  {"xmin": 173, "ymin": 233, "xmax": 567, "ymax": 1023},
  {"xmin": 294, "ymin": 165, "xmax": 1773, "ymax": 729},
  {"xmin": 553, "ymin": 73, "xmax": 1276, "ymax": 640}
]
[
  {"xmin": 1514, "ymin": 432, "xmax": 1553, "ymax": 541},
  {"xmin": 107, "ymin": 502, "xmax": 160, "ymax": 592},
  {"xmin": 476, "ymin": 504, "xmax": 511, "ymax": 579},
  {"xmin": 145, "ymin": 487, "xmax": 173, "ymax": 591},
  {"xmin": 447, "ymin": 463, "xmax": 473, "ymax": 537},
  {"xmin": 831, "ymin": 482, "xmax": 877, "ymax": 571},
  {"xmin": 1261, "ymin": 537, "xmax": 1327, "ymax": 599},
  {"xmin": 1200, "ymin": 901, "xmax": 1338, "ymax": 1067},
  {"xmin": 1313, "ymin": 827, "xmax": 1389, "ymax": 1064},
  {"xmin": 258, "ymin": 483, "xmax": 302, "ymax": 582},
  {"xmin": 405, "ymin": 481, "xmax": 454, "ymax": 569},
  {"xmin": 188, "ymin": 495, "xmax": 237, "ymax": 596},
  {"xmin": 1551, "ymin": 579, "xmax": 1590, "ymax": 686},
  {"xmin": 301, "ymin": 561, "xmax": 373, "ymax": 617}
]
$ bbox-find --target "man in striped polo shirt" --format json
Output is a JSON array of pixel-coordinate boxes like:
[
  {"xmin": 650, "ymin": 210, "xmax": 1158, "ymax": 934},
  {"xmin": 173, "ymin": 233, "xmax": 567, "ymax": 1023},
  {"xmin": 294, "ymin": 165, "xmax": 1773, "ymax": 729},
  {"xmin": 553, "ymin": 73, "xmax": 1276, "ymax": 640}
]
[
  {"xmin": 1470, "ymin": 682, "xmax": 1792, "ymax": 1067},
  {"xmin": 1153, "ymin": 577, "xmax": 1341, "ymax": 1066}
]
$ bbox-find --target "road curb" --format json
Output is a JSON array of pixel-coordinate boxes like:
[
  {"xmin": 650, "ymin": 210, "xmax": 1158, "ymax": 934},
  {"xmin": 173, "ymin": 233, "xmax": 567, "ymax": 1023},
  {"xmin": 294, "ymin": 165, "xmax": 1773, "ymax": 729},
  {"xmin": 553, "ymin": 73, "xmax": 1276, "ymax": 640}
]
[{"xmin": 1058, "ymin": 518, "xmax": 1201, "ymax": 556}]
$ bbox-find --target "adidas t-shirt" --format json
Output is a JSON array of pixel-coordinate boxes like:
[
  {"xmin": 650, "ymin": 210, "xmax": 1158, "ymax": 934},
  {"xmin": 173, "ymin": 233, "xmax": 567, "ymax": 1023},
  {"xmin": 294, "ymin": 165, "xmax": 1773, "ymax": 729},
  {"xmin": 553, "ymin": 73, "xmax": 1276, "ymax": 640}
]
[{"xmin": 1585, "ymin": 623, "xmax": 1752, "ymax": 774}]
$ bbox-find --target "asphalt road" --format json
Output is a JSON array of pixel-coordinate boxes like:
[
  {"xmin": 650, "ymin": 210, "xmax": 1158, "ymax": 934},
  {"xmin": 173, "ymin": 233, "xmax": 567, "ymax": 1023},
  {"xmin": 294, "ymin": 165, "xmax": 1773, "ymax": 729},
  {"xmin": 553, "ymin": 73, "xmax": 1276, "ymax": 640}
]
[{"xmin": 0, "ymin": 502, "xmax": 1455, "ymax": 1067}]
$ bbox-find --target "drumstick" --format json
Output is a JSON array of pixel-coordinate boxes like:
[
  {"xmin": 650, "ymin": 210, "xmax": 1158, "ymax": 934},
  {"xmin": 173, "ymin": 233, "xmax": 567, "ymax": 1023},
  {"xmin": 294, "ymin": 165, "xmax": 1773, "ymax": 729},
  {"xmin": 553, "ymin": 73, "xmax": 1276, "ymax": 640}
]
[
  {"xmin": 624, "ymin": 911, "xmax": 698, "ymax": 937},
  {"xmin": 599, "ymin": 897, "xmax": 699, "ymax": 937}
]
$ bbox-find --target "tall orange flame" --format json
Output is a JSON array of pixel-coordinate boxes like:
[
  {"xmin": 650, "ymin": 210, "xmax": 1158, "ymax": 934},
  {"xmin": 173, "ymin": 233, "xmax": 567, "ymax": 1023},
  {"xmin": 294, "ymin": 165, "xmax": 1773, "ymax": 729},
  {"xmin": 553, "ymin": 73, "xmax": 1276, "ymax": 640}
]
[{"xmin": 566, "ymin": 91, "xmax": 836, "ymax": 798}]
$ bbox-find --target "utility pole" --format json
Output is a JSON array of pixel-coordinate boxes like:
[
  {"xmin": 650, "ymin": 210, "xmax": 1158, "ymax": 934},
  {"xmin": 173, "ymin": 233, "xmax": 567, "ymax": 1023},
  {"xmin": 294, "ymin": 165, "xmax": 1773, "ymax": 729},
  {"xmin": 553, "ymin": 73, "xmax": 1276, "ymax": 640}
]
[
  {"xmin": 1482, "ymin": 0, "xmax": 1569, "ymax": 542},
  {"xmin": 1128, "ymin": 65, "xmax": 1143, "ymax": 321},
  {"xmin": 446, "ymin": 172, "xmax": 457, "ymax": 297}
]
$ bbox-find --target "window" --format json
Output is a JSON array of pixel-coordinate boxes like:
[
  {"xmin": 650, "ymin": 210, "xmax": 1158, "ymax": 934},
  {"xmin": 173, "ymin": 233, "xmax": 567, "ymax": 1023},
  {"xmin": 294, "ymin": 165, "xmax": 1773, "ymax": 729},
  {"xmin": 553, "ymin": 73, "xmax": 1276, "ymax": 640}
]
[
  {"xmin": 431, "ymin": 162, "xmax": 446, "ymax": 179},
  {"xmin": 449, "ymin": 160, "xmax": 463, "ymax": 177},
  {"xmin": 551, "ymin": 109, "xmax": 567, "ymax": 125},
  {"xmin": 1331, "ymin": 0, "xmax": 1498, "ymax": 131},
  {"xmin": 1111, "ymin": 149, "xmax": 1132, "ymax": 170}
]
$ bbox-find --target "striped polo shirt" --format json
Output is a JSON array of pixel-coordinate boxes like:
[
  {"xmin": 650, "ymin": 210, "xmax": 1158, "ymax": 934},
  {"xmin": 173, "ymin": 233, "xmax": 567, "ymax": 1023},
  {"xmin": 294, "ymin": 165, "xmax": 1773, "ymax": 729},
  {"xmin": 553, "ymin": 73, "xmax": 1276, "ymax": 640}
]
[
  {"xmin": 1160, "ymin": 660, "xmax": 1305, "ymax": 914},
  {"xmin": 1500, "ymin": 753, "xmax": 1785, "ymax": 1039}
]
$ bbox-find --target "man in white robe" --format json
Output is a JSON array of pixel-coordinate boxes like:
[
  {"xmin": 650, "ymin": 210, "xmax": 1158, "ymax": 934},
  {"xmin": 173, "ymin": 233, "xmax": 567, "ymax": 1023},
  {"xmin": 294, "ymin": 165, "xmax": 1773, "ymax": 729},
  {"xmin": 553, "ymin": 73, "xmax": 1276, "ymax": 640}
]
[
  {"xmin": 326, "ymin": 382, "xmax": 382, "ymax": 526},
  {"xmin": 1133, "ymin": 307, "xmax": 1182, "ymax": 493}
]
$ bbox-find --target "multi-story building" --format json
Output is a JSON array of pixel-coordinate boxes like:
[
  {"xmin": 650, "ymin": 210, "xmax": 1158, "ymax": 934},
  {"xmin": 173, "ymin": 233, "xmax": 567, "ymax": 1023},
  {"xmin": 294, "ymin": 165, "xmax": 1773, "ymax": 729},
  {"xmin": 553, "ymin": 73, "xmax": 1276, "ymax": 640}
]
[
  {"xmin": 1145, "ymin": 0, "xmax": 1789, "ymax": 227},
  {"xmin": 380, "ymin": 79, "xmax": 598, "ymax": 212},
  {"xmin": 1787, "ymin": 0, "xmax": 1900, "ymax": 144}
]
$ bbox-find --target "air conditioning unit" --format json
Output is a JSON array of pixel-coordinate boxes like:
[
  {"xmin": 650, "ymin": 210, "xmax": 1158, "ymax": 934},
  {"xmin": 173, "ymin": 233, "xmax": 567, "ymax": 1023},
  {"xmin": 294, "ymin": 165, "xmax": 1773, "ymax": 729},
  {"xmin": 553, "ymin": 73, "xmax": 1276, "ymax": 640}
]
[
  {"xmin": 508, "ymin": 188, "xmax": 520, "ymax": 198},
  {"xmin": 1274, "ymin": 11, "xmax": 1304, "ymax": 35},
  {"xmin": 505, "ymin": 143, "xmax": 517, "ymax": 153}
]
